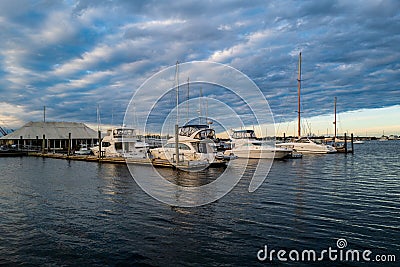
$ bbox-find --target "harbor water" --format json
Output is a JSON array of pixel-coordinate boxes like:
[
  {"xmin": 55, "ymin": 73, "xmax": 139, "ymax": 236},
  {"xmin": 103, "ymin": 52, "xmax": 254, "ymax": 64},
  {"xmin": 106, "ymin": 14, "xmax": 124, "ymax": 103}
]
[{"xmin": 0, "ymin": 141, "xmax": 399, "ymax": 266}]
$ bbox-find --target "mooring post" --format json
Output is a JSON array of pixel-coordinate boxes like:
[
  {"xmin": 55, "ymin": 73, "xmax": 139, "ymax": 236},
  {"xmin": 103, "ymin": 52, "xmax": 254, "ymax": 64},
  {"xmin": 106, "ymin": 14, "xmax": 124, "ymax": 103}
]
[
  {"xmin": 36, "ymin": 136, "xmax": 39, "ymax": 151},
  {"xmin": 283, "ymin": 132, "xmax": 286, "ymax": 142},
  {"xmin": 42, "ymin": 134, "xmax": 46, "ymax": 154},
  {"xmin": 98, "ymin": 130, "xmax": 102, "ymax": 160},
  {"xmin": 20, "ymin": 136, "xmax": 23, "ymax": 151},
  {"xmin": 175, "ymin": 124, "xmax": 179, "ymax": 163},
  {"xmin": 68, "ymin": 133, "xmax": 71, "ymax": 156},
  {"xmin": 351, "ymin": 133, "xmax": 354, "ymax": 154},
  {"xmin": 344, "ymin": 133, "xmax": 348, "ymax": 154}
]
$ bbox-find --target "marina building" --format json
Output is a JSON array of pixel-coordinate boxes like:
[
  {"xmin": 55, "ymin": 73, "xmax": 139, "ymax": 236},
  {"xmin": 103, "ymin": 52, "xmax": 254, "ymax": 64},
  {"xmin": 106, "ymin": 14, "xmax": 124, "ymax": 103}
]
[{"xmin": 0, "ymin": 121, "xmax": 98, "ymax": 152}]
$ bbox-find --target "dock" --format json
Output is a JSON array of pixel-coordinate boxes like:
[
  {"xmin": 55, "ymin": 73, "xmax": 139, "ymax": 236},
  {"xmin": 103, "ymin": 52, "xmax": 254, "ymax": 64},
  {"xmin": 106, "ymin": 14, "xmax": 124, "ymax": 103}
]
[
  {"xmin": 28, "ymin": 152, "xmax": 151, "ymax": 164},
  {"xmin": 27, "ymin": 152, "xmax": 228, "ymax": 169},
  {"xmin": 333, "ymin": 133, "xmax": 354, "ymax": 154},
  {"xmin": 0, "ymin": 150, "xmax": 28, "ymax": 157}
]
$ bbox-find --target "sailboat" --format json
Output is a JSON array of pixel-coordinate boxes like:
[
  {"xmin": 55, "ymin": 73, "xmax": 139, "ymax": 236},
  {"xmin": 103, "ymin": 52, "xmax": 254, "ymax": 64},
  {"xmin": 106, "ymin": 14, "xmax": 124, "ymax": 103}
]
[{"xmin": 276, "ymin": 52, "xmax": 337, "ymax": 154}]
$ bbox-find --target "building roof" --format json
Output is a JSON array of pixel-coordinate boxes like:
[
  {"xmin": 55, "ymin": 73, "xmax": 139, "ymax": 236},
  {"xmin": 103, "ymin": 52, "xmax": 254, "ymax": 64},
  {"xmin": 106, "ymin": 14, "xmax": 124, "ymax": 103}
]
[{"xmin": 0, "ymin": 121, "xmax": 98, "ymax": 140}]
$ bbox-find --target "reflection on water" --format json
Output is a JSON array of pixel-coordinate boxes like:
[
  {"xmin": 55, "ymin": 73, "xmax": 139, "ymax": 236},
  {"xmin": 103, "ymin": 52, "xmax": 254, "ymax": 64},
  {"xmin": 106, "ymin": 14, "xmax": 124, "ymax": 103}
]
[
  {"xmin": 0, "ymin": 141, "xmax": 399, "ymax": 266},
  {"xmin": 155, "ymin": 166, "xmax": 225, "ymax": 187}
]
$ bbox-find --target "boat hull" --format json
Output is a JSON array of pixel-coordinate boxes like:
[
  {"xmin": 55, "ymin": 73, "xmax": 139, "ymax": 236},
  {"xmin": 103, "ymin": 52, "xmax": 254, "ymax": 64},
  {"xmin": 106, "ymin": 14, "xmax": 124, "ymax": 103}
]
[
  {"xmin": 277, "ymin": 143, "xmax": 336, "ymax": 154},
  {"xmin": 225, "ymin": 148, "xmax": 291, "ymax": 159}
]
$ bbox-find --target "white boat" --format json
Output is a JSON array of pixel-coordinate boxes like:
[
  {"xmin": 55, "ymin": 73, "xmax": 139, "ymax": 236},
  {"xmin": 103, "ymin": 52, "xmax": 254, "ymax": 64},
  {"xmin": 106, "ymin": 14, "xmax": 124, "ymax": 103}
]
[
  {"xmin": 277, "ymin": 137, "xmax": 337, "ymax": 154},
  {"xmin": 91, "ymin": 127, "xmax": 148, "ymax": 158},
  {"xmin": 150, "ymin": 124, "xmax": 230, "ymax": 166},
  {"xmin": 74, "ymin": 144, "xmax": 92, "ymax": 155},
  {"xmin": 224, "ymin": 129, "xmax": 292, "ymax": 159},
  {"xmin": 353, "ymin": 140, "xmax": 365, "ymax": 144},
  {"xmin": 379, "ymin": 135, "xmax": 388, "ymax": 141}
]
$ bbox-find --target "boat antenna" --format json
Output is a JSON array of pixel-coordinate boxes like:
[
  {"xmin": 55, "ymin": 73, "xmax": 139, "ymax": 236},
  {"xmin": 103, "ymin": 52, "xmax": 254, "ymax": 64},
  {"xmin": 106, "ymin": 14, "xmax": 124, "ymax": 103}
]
[
  {"xmin": 43, "ymin": 105, "xmax": 46, "ymax": 123},
  {"xmin": 206, "ymin": 97, "xmax": 211, "ymax": 127},
  {"xmin": 297, "ymin": 52, "xmax": 302, "ymax": 138},
  {"xmin": 97, "ymin": 104, "xmax": 101, "ymax": 132},
  {"xmin": 198, "ymin": 87, "xmax": 202, "ymax": 124}
]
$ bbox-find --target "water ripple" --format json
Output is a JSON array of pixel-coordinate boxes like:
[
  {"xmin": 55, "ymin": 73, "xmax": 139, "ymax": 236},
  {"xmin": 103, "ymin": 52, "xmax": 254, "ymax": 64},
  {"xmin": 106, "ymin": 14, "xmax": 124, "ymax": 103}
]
[{"xmin": 0, "ymin": 141, "xmax": 399, "ymax": 265}]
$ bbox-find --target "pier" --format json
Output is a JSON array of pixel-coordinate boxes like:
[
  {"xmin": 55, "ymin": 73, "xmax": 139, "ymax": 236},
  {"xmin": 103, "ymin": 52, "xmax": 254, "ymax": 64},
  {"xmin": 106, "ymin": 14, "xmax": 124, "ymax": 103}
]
[
  {"xmin": 28, "ymin": 152, "xmax": 157, "ymax": 165},
  {"xmin": 27, "ymin": 152, "xmax": 227, "ymax": 169}
]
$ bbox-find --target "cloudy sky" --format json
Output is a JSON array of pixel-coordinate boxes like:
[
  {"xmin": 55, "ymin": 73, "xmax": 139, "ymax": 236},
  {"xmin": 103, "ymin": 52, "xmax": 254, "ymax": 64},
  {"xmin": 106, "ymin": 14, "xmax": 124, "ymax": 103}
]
[{"xmin": 0, "ymin": 0, "xmax": 399, "ymax": 136}]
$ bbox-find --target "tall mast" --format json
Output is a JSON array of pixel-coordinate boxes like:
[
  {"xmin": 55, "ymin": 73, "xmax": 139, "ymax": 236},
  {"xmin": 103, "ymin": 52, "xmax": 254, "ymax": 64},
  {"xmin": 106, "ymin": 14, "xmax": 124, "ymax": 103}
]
[
  {"xmin": 334, "ymin": 96, "xmax": 337, "ymax": 141},
  {"xmin": 187, "ymin": 77, "xmax": 190, "ymax": 124},
  {"xmin": 297, "ymin": 52, "xmax": 302, "ymax": 138},
  {"xmin": 175, "ymin": 61, "xmax": 180, "ymax": 163},
  {"xmin": 175, "ymin": 61, "xmax": 180, "ymax": 125}
]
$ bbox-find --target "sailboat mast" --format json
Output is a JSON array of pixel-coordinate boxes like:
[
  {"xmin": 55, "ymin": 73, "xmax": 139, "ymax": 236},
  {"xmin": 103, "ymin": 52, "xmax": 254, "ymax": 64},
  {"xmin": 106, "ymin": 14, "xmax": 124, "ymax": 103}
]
[
  {"xmin": 297, "ymin": 52, "xmax": 302, "ymax": 138},
  {"xmin": 187, "ymin": 77, "xmax": 190, "ymax": 124},
  {"xmin": 334, "ymin": 96, "xmax": 337, "ymax": 141},
  {"xmin": 175, "ymin": 61, "xmax": 180, "ymax": 163},
  {"xmin": 175, "ymin": 61, "xmax": 179, "ymax": 125}
]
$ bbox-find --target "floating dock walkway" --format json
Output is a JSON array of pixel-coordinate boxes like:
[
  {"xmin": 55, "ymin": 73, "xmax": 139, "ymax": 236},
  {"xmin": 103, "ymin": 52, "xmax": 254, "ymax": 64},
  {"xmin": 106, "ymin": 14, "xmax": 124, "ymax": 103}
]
[{"xmin": 27, "ymin": 152, "xmax": 226, "ymax": 168}]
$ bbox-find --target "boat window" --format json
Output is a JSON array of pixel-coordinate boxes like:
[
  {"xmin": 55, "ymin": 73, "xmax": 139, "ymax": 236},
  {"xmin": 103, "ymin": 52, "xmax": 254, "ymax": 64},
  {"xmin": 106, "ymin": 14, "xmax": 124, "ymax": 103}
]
[
  {"xmin": 232, "ymin": 130, "xmax": 256, "ymax": 139},
  {"xmin": 163, "ymin": 143, "xmax": 191, "ymax": 150},
  {"xmin": 194, "ymin": 129, "xmax": 215, "ymax": 140},
  {"xmin": 197, "ymin": 143, "xmax": 208, "ymax": 153},
  {"xmin": 102, "ymin": 142, "xmax": 111, "ymax": 147},
  {"xmin": 123, "ymin": 142, "xmax": 130, "ymax": 152},
  {"xmin": 178, "ymin": 144, "xmax": 190, "ymax": 150},
  {"xmin": 252, "ymin": 142, "xmax": 262, "ymax": 146},
  {"xmin": 179, "ymin": 125, "xmax": 208, "ymax": 137},
  {"xmin": 115, "ymin": 142, "xmax": 122, "ymax": 150},
  {"xmin": 113, "ymin": 129, "xmax": 135, "ymax": 138},
  {"xmin": 164, "ymin": 143, "xmax": 174, "ymax": 148}
]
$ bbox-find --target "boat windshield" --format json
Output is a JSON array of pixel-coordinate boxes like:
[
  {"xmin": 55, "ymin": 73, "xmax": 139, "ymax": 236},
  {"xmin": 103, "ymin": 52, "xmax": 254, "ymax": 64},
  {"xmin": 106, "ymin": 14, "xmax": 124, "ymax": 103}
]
[
  {"xmin": 251, "ymin": 142, "xmax": 262, "ymax": 146},
  {"xmin": 113, "ymin": 128, "xmax": 135, "ymax": 138},
  {"xmin": 163, "ymin": 143, "xmax": 191, "ymax": 150},
  {"xmin": 232, "ymin": 130, "xmax": 256, "ymax": 139},
  {"xmin": 179, "ymin": 125, "xmax": 209, "ymax": 137},
  {"xmin": 193, "ymin": 129, "xmax": 215, "ymax": 140}
]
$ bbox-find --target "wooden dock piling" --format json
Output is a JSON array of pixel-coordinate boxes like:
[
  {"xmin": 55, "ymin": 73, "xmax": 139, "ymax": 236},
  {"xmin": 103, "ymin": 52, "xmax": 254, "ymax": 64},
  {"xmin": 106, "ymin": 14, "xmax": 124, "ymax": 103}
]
[
  {"xmin": 98, "ymin": 130, "xmax": 102, "ymax": 160},
  {"xmin": 67, "ymin": 133, "xmax": 71, "ymax": 156},
  {"xmin": 351, "ymin": 133, "xmax": 354, "ymax": 154},
  {"xmin": 42, "ymin": 134, "xmax": 46, "ymax": 154}
]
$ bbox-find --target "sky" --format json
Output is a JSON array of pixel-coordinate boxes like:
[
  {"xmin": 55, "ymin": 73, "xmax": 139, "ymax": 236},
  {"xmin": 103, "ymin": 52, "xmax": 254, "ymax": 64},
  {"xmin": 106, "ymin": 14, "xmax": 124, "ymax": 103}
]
[{"xmin": 0, "ymin": 0, "xmax": 399, "ymax": 136}]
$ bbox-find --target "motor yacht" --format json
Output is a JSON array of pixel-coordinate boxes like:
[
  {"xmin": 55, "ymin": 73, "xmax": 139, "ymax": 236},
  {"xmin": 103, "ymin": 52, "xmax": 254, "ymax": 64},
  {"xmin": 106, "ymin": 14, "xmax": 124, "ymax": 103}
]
[
  {"xmin": 224, "ymin": 129, "xmax": 292, "ymax": 159},
  {"xmin": 276, "ymin": 137, "xmax": 337, "ymax": 154},
  {"xmin": 150, "ymin": 124, "xmax": 231, "ymax": 166},
  {"xmin": 91, "ymin": 127, "xmax": 148, "ymax": 158}
]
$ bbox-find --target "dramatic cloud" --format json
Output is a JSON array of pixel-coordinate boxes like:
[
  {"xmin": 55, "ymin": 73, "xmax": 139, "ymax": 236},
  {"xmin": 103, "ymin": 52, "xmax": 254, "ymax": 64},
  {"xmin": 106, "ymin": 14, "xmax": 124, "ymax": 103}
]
[{"xmin": 0, "ymin": 0, "xmax": 399, "ymax": 134}]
